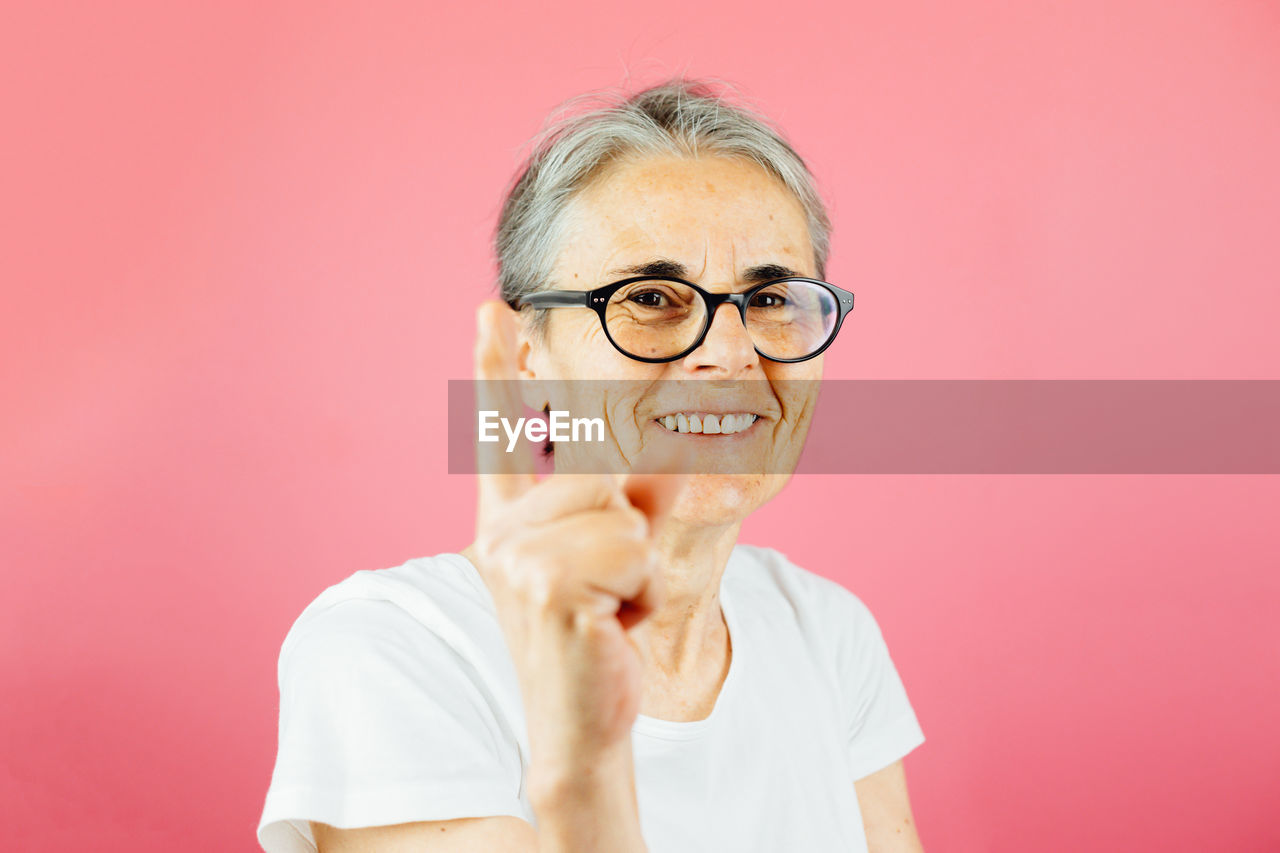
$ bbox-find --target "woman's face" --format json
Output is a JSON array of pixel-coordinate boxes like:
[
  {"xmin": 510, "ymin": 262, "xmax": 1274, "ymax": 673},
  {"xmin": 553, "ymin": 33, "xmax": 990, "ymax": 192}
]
[{"xmin": 520, "ymin": 154, "xmax": 823, "ymax": 527}]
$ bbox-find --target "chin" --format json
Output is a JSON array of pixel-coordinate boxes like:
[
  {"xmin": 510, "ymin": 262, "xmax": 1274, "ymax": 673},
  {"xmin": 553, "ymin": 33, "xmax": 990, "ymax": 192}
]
[{"xmin": 669, "ymin": 473, "xmax": 791, "ymax": 527}]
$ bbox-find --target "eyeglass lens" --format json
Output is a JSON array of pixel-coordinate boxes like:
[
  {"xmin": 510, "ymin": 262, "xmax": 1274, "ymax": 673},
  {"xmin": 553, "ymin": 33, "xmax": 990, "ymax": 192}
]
[{"xmin": 603, "ymin": 279, "xmax": 839, "ymax": 360}]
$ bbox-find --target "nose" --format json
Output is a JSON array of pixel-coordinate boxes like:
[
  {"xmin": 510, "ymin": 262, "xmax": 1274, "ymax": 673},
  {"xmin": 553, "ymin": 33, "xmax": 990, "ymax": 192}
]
[{"xmin": 681, "ymin": 302, "xmax": 760, "ymax": 375}]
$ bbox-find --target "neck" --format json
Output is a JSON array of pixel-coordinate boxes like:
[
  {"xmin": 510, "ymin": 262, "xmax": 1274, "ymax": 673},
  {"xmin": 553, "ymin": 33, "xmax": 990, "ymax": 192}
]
[{"xmin": 634, "ymin": 518, "xmax": 740, "ymax": 677}]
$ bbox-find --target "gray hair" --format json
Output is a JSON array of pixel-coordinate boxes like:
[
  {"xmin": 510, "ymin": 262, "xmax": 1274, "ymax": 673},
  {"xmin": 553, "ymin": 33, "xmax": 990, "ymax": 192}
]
[{"xmin": 494, "ymin": 77, "xmax": 833, "ymax": 332}]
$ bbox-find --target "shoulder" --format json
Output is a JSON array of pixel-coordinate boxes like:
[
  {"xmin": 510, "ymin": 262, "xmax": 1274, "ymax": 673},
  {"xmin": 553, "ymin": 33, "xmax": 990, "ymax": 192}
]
[
  {"xmin": 726, "ymin": 543, "xmax": 876, "ymax": 632},
  {"xmin": 726, "ymin": 544, "xmax": 894, "ymax": 693},
  {"xmin": 274, "ymin": 553, "xmax": 526, "ymax": 737},
  {"xmin": 728, "ymin": 545, "xmax": 925, "ymax": 770},
  {"xmin": 279, "ymin": 552, "xmax": 497, "ymax": 670},
  {"xmin": 260, "ymin": 555, "xmax": 531, "ymax": 847}
]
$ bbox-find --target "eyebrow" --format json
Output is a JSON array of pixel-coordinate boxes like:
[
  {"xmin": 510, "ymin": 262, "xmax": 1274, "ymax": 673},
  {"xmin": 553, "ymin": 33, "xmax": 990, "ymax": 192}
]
[{"xmin": 605, "ymin": 258, "xmax": 805, "ymax": 283}]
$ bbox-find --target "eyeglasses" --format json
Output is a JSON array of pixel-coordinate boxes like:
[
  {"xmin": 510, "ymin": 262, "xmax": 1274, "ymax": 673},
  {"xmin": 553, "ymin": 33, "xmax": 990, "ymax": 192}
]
[{"xmin": 514, "ymin": 276, "xmax": 855, "ymax": 363}]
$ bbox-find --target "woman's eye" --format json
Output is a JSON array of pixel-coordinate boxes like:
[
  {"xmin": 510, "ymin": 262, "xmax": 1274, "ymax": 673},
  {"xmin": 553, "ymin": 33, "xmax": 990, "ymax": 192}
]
[
  {"xmin": 751, "ymin": 292, "xmax": 787, "ymax": 308},
  {"xmin": 629, "ymin": 290, "xmax": 669, "ymax": 307}
]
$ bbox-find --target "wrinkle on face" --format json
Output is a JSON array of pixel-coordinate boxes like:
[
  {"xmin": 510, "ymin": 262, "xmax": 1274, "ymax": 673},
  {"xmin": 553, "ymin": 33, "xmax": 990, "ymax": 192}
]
[
  {"xmin": 557, "ymin": 155, "xmax": 813, "ymax": 297},
  {"xmin": 521, "ymin": 153, "xmax": 827, "ymax": 525}
]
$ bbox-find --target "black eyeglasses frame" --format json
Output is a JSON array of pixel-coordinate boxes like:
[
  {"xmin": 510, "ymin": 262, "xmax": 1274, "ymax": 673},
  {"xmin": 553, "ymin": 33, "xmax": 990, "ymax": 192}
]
[{"xmin": 513, "ymin": 275, "xmax": 855, "ymax": 364}]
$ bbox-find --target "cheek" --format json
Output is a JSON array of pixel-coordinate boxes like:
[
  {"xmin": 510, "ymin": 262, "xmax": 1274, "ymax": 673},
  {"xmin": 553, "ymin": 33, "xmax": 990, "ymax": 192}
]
[
  {"xmin": 767, "ymin": 362, "xmax": 822, "ymax": 427},
  {"xmin": 767, "ymin": 354, "xmax": 823, "ymax": 379},
  {"xmin": 541, "ymin": 314, "xmax": 674, "ymax": 384},
  {"xmin": 538, "ymin": 313, "xmax": 614, "ymax": 374}
]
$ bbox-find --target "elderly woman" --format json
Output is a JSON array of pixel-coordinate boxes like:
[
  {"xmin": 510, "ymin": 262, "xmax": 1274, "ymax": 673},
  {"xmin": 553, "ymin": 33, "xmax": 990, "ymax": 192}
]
[{"xmin": 258, "ymin": 78, "xmax": 926, "ymax": 852}]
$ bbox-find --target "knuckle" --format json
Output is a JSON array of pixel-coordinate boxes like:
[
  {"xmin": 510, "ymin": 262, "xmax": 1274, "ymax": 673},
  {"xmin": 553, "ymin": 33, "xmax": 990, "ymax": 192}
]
[
  {"xmin": 508, "ymin": 552, "xmax": 569, "ymax": 611},
  {"xmin": 523, "ymin": 568, "xmax": 560, "ymax": 611},
  {"xmin": 624, "ymin": 505, "xmax": 652, "ymax": 538},
  {"xmin": 599, "ymin": 505, "xmax": 646, "ymax": 542}
]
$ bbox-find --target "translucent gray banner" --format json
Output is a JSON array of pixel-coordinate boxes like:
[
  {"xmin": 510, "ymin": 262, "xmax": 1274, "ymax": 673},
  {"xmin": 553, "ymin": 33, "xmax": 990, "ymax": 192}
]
[{"xmin": 448, "ymin": 380, "xmax": 1280, "ymax": 474}]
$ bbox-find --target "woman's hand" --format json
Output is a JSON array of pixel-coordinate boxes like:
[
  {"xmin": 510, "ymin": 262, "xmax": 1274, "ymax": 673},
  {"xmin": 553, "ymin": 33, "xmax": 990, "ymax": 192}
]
[{"xmin": 469, "ymin": 300, "xmax": 685, "ymax": 815}]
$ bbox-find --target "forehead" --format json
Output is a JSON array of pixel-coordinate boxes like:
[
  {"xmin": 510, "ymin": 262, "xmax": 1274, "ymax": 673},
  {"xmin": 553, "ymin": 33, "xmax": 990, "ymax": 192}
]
[{"xmin": 554, "ymin": 154, "xmax": 815, "ymax": 282}]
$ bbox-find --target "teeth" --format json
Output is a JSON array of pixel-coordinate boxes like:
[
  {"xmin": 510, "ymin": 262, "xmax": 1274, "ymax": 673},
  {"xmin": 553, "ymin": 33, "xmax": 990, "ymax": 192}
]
[{"xmin": 657, "ymin": 413, "xmax": 757, "ymax": 435}]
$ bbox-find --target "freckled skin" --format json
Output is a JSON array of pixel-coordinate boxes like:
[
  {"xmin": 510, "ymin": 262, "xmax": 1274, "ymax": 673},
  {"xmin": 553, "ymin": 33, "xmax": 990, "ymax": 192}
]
[{"xmin": 516, "ymin": 154, "xmax": 824, "ymax": 528}]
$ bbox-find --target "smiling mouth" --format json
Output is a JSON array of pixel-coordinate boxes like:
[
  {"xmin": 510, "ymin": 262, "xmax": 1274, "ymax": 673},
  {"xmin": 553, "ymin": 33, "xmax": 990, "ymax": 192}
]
[{"xmin": 653, "ymin": 412, "xmax": 760, "ymax": 435}]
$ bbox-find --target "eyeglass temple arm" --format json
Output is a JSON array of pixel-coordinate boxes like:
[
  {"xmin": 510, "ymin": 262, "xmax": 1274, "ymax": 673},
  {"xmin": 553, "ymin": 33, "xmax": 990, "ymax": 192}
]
[{"xmin": 515, "ymin": 291, "xmax": 591, "ymax": 308}]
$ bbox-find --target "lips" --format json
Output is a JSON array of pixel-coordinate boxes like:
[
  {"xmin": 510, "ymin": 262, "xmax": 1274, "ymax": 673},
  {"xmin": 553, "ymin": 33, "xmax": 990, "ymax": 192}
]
[{"xmin": 653, "ymin": 412, "xmax": 760, "ymax": 435}]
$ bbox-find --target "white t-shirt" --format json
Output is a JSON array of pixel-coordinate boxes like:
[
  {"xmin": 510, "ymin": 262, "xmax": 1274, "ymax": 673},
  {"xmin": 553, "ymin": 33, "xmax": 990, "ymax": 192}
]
[{"xmin": 257, "ymin": 545, "xmax": 925, "ymax": 852}]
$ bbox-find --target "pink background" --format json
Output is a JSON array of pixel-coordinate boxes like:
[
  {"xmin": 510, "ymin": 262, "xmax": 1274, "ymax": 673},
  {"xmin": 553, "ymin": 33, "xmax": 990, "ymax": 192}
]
[{"xmin": 3, "ymin": 1, "xmax": 1278, "ymax": 850}]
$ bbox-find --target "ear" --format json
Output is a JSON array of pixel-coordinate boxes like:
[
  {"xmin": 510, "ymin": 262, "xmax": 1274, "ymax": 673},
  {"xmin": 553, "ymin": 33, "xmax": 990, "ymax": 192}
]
[
  {"xmin": 514, "ymin": 313, "xmax": 550, "ymax": 412},
  {"xmin": 514, "ymin": 316, "xmax": 535, "ymax": 379}
]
